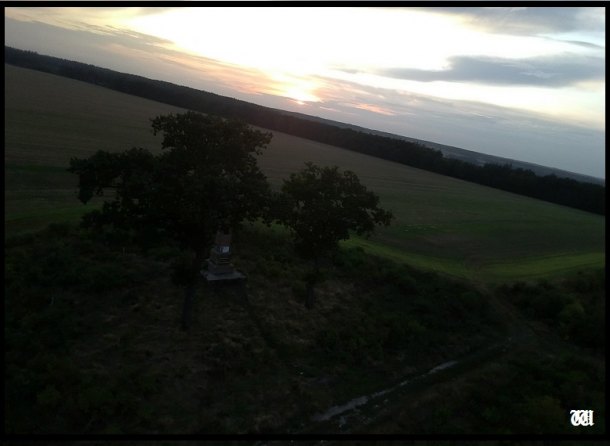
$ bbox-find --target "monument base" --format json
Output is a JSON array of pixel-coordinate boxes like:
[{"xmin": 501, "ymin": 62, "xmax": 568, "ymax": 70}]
[{"xmin": 201, "ymin": 269, "xmax": 247, "ymax": 282}]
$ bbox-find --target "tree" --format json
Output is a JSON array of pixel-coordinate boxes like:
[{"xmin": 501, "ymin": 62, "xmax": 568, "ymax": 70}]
[
  {"xmin": 69, "ymin": 111, "xmax": 272, "ymax": 330},
  {"xmin": 278, "ymin": 162, "xmax": 393, "ymax": 308}
]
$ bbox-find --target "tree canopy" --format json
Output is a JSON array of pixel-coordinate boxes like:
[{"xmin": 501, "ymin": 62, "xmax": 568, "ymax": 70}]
[
  {"xmin": 68, "ymin": 111, "xmax": 273, "ymax": 329},
  {"xmin": 69, "ymin": 112, "xmax": 272, "ymax": 255},
  {"xmin": 280, "ymin": 162, "xmax": 393, "ymax": 260},
  {"xmin": 278, "ymin": 162, "xmax": 393, "ymax": 307}
]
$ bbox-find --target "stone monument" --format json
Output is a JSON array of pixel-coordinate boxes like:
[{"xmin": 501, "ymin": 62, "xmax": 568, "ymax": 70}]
[{"xmin": 201, "ymin": 230, "xmax": 246, "ymax": 282}]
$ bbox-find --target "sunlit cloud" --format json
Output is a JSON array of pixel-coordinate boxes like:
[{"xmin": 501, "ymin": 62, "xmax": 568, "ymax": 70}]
[
  {"xmin": 351, "ymin": 103, "xmax": 397, "ymax": 116},
  {"xmin": 4, "ymin": 6, "xmax": 605, "ymax": 178},
  {"xmin": 382, "ymin": 54, "xmax": 605, "ymax": 87},
  {"xmin": 5, "ymin": 7, "xmax": 157, "ymax": 31},
  {"xmin": 261, "ymin": 72, "xmax": 322, "ymax": 104}
]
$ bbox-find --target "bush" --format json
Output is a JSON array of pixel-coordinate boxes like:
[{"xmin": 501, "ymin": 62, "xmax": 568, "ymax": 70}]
[
  {"xmin": 380, "ymin": 264, "xmax": 417, "ymax": 294},
  {"xmin": 23, "ymin": 242, "xmax": 81, "ymax": 288},
  {"xmin": 569, "ymin": 310, "xmax": 605, "ymax": 352},
  {"xmin": 519, "ymin": 395, "xmax": 567, "ymax": 433},
  {"xmin": 46, "ymin": 222, "xmax": 74, "ymax": 237},
  {"xmin": 260, "ymin": 259, "xmax": 283, "ymax": 279},
  {"xmin": 79, "ymin": 262, "xmax": 130, "ymax": 293},
  {"xmin": 563, "ymin": 269, "xmax": 604, "ymax": 294},
  {"xmin": 334, "ymin": 247, "xmax": 367, "ymax": 271},
  {"xmin": 383, "ymin": 316, "xmax": 410, "ymax": 349},
  {"xmin": 5, "ymin": 231, "xmax": 38, "ymax": 248},
  {"xmin": 170, "ymin": 251, "xmax": 198, "ymax": 286},
  {"xmin": 36, "ymin": 384, "xmax": 61, "ymax": 409},
  {"xmin": 147, "ymin": 244, "xmax": 181, "ymax": 261},
  {"xmin": 460, "ymin": 290, "xmax": 482, "ymax": 308},
  {"xmin": 291, "ymin": 281, "xmax": 307, "ymax": 301}
]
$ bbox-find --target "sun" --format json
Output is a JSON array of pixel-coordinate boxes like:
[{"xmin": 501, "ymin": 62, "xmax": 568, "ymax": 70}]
[
  {"xmin": 266, "ymin": 72, "xmax": 321, "ymax": 104},
  {"xmin": 284, "ymin": 85, "xmax": 319, "ymax": 104}
]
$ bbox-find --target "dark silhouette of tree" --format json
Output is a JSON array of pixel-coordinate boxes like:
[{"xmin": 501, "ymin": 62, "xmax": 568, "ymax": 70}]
[
  {"xmin": 68, "ymin": 111, "xmax": 272, "ymax": 330},
  {"xmin": 278, "ymin": 163, "xmax": 393, "ymax": 308}
]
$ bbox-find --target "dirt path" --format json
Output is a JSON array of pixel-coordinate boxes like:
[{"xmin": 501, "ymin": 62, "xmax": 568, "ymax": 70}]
[{"xmin": 281, "ymin": 281, "xmax": 569, "ymax": 436}]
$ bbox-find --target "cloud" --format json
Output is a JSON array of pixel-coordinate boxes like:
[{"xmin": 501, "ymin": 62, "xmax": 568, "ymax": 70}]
[
  {"xmin": 4, "ymin": 16, "xmax": 279, "ymax": 103},
  {"xmin": 5, "ymin": 6, "xmax": 178, "ymax": 24},
  {"xmin": 427, "ymin": 6, "xmax": 605, "ymax": 35},
  {"xmin": 303, "ymin": 75, "xmax": 605, "ymax": 178},
  {"xmin": 5, "ymin": 16, "xmax": 174, "ymax": 58},
  {"xmin": 554, "ymin": 39, "xmax": 605, "ymax": 50},
  {"xmin": 4, "ymin": 13, "xmax": 604, "ymax": 178},
  {"xmin": 351, "ymin": 103, "xmax": 397, "ymax": 116},
  {"xmin": 381, "ymin": 54, "xmax": 605, "ymax": 87}
]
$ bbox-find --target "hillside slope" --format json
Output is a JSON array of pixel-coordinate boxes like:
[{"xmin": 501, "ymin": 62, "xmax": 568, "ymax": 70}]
[
  {"xmin": 5, "ymin": 47, "xmax": 604, "ymax": 215},
  {"xmin": 5, "ymin": 64, "xmax": 605, "ymax": 282}
]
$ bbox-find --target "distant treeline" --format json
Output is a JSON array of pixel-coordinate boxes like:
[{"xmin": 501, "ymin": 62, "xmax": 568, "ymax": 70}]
[{"xmin": 5, "ymin": 46, "xmax": 604, "ymax": 215}]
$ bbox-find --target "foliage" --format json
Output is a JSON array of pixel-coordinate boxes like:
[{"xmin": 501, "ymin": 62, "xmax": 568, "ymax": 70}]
[
  {"xmin": 68, "ymin": 111, "xmax": 273, "ymax": 329},
  {"xmin": 276, "ymin": 162, "xmax": 392, "ymax": 308},
  {"xmin": 68, "ymin": 112, "xmax": 272, "ymax": 256},
  {"xmin": 497, "ymin": 270, "xmax": 605, "ymax": 352},
  {"xmin": 474, "ymin": 352, "xmax": 605, "ymax": 434},
  {"xmin": 8, "ymin": 222, "xmax": 599, "ymax": 435},
  {"xmin": 278, "ymin": 162, "xmax": 393, "ymax": 260},
  {"xmin": 365, "ymin": 347, "xmax": 605, "ymax": 434}
]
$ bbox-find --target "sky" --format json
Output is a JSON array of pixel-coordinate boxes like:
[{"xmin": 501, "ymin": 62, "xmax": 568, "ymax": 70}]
[{"xmin": 4, "ymin": 6, "xmax": 606, "ymax": 179}]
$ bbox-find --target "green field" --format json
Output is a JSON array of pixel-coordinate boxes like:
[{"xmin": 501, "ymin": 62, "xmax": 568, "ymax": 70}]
[{"xmin": 5, "ymin": 64, "xmax": 605, "ymax": 282}]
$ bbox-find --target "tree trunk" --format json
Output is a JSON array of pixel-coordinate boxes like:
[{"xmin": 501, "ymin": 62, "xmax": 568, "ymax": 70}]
[
  {"xmin": 180, "ymin": 250, "xmax": 205, "ymax": 332},
  {"xmin": 181, "ymin": 284, "xmax": 196, "ymax": 331},
  {"xmin": 305, "ymin": 257, "xmax": 320, "ymax": 309},
  {"xmin": 305, "ymin": 280, "xmax": 315, "ymax": 309}
]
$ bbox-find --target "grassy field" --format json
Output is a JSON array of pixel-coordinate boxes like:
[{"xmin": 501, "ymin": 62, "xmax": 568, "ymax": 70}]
[
  {"xmin": 4, "ymin": 64, "xmax": 185, "ymax": 236},
  {"xmin": 5, "ymin": 64, "xmax": 605, "ymax": 282}
]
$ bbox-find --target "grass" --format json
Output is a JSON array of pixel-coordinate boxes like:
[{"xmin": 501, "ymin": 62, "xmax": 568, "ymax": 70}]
[
  {"xmin": 359, "ymin": 343, "xmax": 605, "ymax": 434},
  {"xmin": 5, "ymin": 64, "xmax": 183, "ymax": 235},
  {"xmin": 486, "ymin": 252, "xmax": 605, "ymax": 281},
  {"xmin": 4, "ymin": 64, "xmax": 605, "ymax": 282},
  {"xmin": 257, "ymin": 131, "xmax": 604, "ymax": 282},
  {"xmin": 341, "ymin": 237, "xmax": 472, "ymax": 280},
  {"xmin": 6, "ymin": 222, "xmax": 603, "ymax": 434},
  {"xmin": 5, "ymin": 222, "xmax": 509, "ymax": 433}
]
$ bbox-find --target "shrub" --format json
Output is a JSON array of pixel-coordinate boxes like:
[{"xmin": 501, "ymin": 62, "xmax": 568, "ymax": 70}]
[
  {"xmin": 79, "ymin": 262, "xmax": 130, "ymax": 293},
  {"xmin": 569, "ymin": 310, "xmax": 605, "ymax": 352},
  {"xmin": 523, "ymin": 288, "xmax": 567, "ymax": 321},
  {"xmin": 24, "ymin": 242, "xmax": 77, "ymax": 287},
  {"xmin": 563, "ymin": 269, "xmax": 604, "ymax": 294},
  {"xmin": 334, "ymin": 247, "xmax": 367, "ymax": 271},
  {"xmin": 169, "ymin": 251, "xmax": 198, "ymax": 286},
  {"xmin": 383, "ymin": 316, "xmax": 410, "ymax": 349},
  {"xmin": 261, "ymin": 259, "xmax": 283, "ymax": 279},
  {"xmin": 147, "ymin": 244, "xmax": 181, "ymax": 261},
  {"xmin": 36, "ymin": 384, "xmax": 61, "ymax": 409},
  {"xmin": 5, "ymin": 231, "xmax": 38, "ymax": 248},
  {"xmin": 291, "ymin": 281, "xmax": 307, "ymax": 301},
  {"xmin": 519, "ymin": 395, "xmax": 567, "ymax": 433},
  {"xmin": 46, "ymin": 222, "xmax": 74, "ymax": 237}
]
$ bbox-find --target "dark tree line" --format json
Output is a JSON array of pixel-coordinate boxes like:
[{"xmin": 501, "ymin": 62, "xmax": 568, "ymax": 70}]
[{"xmin": 6, "ymin": 46, "xmax": 604, "ymax": 215}]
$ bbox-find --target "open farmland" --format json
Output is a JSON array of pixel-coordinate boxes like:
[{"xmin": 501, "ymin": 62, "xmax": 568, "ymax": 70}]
[{"xmin": 5, "ymin": 64, "xmax": 605, "ymax": 282}]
